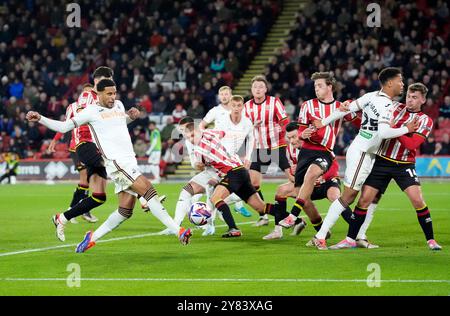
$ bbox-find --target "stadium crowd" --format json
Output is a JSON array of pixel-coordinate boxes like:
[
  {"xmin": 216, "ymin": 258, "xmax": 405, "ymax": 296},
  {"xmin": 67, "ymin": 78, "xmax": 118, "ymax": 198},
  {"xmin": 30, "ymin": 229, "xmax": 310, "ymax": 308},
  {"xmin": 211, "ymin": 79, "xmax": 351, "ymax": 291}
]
[{"xmin": 0, "ymin": 0, "xmax": 449, "ymax": 173}]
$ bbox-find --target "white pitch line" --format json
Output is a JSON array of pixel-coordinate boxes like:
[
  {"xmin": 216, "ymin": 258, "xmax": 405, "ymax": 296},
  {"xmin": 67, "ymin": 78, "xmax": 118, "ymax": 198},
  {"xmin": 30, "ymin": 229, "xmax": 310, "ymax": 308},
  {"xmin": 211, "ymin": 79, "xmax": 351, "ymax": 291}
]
[
  {"xmin": 1, "ymin": 278, "xmax": 449, "ymax": 284},
  {"xmin": 0, "ymin": 219, "xmax": 269, "ymax": 258}
]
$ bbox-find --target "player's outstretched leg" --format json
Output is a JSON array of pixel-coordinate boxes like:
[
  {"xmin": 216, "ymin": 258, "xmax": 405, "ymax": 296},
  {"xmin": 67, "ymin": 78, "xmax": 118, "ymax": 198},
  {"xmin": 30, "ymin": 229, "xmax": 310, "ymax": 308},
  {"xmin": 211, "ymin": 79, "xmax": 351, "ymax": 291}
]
[{"xmin": 134, "ymin": 176, "xmax": 192, "ymax": 245}]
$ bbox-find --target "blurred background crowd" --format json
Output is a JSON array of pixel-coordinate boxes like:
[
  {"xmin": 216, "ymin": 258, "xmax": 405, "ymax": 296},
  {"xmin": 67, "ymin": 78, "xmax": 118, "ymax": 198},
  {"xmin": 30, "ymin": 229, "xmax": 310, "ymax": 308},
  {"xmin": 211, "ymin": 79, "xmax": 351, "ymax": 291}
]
[{"xmin": 0, "ymin": 0, "xmax": 449, "ymax": 177}]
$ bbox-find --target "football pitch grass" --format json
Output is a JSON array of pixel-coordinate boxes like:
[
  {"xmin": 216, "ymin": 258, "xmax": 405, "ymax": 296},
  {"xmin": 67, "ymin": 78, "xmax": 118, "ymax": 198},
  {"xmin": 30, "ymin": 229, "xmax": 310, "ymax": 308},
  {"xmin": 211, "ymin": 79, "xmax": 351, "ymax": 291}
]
[{"xmin": 0, "ymin": 181, "xmax": 449, "ymax": 296}]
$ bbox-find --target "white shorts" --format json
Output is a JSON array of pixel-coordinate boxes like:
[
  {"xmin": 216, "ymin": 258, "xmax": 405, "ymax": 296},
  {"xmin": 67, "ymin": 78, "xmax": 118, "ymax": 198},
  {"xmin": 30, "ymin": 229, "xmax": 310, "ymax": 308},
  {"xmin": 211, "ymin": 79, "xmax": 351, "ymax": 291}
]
[
  {"xmin": 105, "ymin": 158, "xmax": 142, "ymax": 196},
  {"xmin": 343, "ymin": 143, "xmax": 375, "ymax": 191},
  {"xmin": 190, "ymin": 168, "xmax": 220, "ymax": 190},
  {"xmin": 148, "ymin": 151, "xmax": 161, "ymax": 164}
]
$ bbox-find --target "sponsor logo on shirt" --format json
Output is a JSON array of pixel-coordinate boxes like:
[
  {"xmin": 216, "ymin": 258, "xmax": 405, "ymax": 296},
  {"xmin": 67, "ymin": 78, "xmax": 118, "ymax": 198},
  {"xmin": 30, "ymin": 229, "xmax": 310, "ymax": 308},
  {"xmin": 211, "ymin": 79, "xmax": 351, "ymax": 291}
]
[{"xmin": 359, "ymin": 130, "xmax": 373, "ymax": 139}]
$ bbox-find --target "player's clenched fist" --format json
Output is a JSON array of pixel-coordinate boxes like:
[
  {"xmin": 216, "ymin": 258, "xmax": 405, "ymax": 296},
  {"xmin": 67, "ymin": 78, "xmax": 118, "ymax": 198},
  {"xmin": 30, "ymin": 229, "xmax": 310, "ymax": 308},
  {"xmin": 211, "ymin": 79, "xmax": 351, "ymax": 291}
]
[
  {"xmin": 127, "ymin": 107, "xmax": 141, "ymax": 120},
  {"xmin": 26, "ymin": 111, "xmax": 41, "ymax": 122}
]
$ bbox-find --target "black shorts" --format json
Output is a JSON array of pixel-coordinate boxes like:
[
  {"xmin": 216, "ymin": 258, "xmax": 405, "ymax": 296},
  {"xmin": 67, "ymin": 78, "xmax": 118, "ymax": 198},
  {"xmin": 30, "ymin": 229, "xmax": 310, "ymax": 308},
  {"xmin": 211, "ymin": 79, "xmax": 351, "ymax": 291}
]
[
  {"xmin": 76, "ymin": 142, "xmax": 107, "ymax": 180},
  {"xmin": 69, "ymin": 151, "xmax": 85, "ymax": 172},
  {"xmin": 311, "ymin": 178, "xmax": 341, "ymax": 201},
  {"xmin": 364, "ymin": 156, "xmax": 420, "ymax": 194},
  {"xmin": 294, "ymin": 148, "xmax": 334, "ymax": 187},
  {"xmin": 219, "ymin": 167, "xmax": 257, "ymax": 202},
  {"xmin": 250, "ymin": 146, "xmax": 290, "ymax": 174}
]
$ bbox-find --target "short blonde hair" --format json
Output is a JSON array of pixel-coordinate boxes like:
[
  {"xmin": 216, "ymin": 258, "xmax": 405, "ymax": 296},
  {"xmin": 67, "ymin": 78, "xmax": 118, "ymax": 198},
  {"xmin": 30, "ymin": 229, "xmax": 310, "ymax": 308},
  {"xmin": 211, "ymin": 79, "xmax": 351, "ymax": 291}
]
[
  {"xmin": 231, "ymin": 95, "xmax": 244, "ymax": 104},
  {"xmin": 219, "ymin": 86, "xmax": 232, "ymax": 93}
]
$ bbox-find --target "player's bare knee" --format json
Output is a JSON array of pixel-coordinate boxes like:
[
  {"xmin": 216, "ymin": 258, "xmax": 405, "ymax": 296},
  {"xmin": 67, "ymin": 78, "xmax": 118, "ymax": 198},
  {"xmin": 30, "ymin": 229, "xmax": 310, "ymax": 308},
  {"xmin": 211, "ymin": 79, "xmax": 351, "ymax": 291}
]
[
  {"xmin": 356, "ymin": 196, "xmax": 371, "ymax": 209},
  {"xmin": 341, "ymin": 189, "xmax": 357, "ymax": 205},
  {"xmin": 410, "ymin": 197, "xmax": 425, "ymax": 209},
  {"xmin": 189, "ymin": 182, "xmax": 204, "ymax": 195}
]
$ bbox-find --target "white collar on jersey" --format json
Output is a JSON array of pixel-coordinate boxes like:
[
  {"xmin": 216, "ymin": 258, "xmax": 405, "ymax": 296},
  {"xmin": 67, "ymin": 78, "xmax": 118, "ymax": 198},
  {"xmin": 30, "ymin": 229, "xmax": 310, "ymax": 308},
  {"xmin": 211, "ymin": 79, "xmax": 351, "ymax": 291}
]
[{"xmin": 378, "ymin": 90, "xmax": 392, "ymax": 99}]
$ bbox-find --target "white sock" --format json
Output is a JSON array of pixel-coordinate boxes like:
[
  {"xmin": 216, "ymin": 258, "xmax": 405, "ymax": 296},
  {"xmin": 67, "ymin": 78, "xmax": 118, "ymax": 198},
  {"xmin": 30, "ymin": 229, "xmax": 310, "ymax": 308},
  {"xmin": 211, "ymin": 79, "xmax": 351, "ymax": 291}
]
[
  {"xmin": 59, "ymin": 213, "xmax": 69, "ymax": 225},
  {"xmin": 191, "ymin": 193, "xmax": 202, "ymax": 203},
  {"xmin": 346, "ymin": 236, "xmax": 356, "ymax": 243},
  {"xmin": 316, "ymin": 199, "xmax": 346, "ymax": 240},
  {"xmin": 224, "ymin": 193, "xmax": 241, "ymax": 205},
  {"xmin": 147, "ymin": 196, "xmax": 181, "ymax": 232},
  {"xmin": 92, "ymin": 210, "xmax": 127, "ymax": 242},
  {"xmin": 274, "ymin": 225, "xmax": 282, "ymax": 233},
  {"xmin": 356, "ymin": 203, "xmax": 378, "ymax": 240},
  {"xmin": 173, "ymin": 189, "xmax": 192, "ymax": 225},
  {"xmin": 205, "ymin": 186, "xmax": 216, "ymax": 222},
  {"xmin": 139, "ymin": 196, "xmax": 149, "ymax": 208},
  {"xmin": 261, "ymin": 214, "xmax": 269, "ymax": 220}
]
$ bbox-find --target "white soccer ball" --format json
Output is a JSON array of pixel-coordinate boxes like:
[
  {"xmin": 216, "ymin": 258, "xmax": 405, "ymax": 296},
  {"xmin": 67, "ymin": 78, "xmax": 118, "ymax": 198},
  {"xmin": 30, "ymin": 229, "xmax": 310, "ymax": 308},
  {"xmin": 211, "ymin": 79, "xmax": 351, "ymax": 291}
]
[{"xmin": 188, "ymin": 202, "xmax": 212, "ymax": 226}]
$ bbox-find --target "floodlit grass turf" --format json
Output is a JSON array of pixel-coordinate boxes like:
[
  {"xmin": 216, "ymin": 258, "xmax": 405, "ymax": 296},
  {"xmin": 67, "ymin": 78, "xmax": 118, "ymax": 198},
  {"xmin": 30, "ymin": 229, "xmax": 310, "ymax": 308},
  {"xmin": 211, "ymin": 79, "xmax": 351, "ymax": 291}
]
[{"xmin": 0, "ymin": 182, "xmax": 449, "ymax": 296}]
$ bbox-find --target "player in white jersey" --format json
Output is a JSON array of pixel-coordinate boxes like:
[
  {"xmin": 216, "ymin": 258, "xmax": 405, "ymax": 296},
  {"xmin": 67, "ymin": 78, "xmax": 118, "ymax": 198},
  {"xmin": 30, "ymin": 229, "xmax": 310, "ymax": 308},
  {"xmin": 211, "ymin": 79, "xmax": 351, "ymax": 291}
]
[
  {"xmin": 199, "ymin": 86, "xmax": 252, "ymax": 217},
  {"xmin": 26, "ymin": 79, "xmax": 192, "ymax": 252},
  {"xmin": 311, "ymin": 67, "xmax": 419, "ymax": 250},
  {"xmin": 160, "ymin": 95, "xmax": 255, "ymax": 236}
]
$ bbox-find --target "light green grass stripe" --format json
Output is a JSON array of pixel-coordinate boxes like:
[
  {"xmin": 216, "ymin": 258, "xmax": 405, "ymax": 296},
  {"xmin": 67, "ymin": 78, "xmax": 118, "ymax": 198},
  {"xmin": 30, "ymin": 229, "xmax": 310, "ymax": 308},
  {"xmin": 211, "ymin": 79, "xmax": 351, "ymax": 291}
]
[
  {"xmin": 1, "ymin": 278, "xmax": 449, "ymax": 284},
  {"xmin": 0, "ymin": 219, "xmax": 264, "ymax": 257}
]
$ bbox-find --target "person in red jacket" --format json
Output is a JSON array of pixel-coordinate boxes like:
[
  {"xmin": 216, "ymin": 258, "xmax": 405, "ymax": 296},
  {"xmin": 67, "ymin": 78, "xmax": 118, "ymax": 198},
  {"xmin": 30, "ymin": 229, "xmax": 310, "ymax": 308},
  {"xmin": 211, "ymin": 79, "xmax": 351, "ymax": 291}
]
[{"xmin": 352, "ymin": 83, "xmax": 442, "ymax": 250}]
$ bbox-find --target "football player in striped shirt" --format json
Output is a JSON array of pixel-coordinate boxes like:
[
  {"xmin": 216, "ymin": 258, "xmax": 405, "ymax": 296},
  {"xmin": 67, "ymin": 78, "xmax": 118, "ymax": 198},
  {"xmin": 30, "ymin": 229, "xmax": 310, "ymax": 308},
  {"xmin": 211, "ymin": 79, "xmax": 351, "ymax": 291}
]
[
  {"xmin": 200, "ymin": 86, "xmax": 252, "ymax": 217},
  {"xmin": 27, "ymin": 79, "xmax": 192, "ymax": 252},
  {"xmin": 352, "ymin": 83, "xmax": 441, "ymax": 250},
  {"xmin": 161, "ymin": 96, "xmax": 255, "ymax": 237},
  {"xmin": 244, "ymin": 75, "xmax": 291, "ymax": 226},
  {"xmin": 278, "ymin": 72, "xmax": 358, "ymax": 236},
  {"xmin": 313, "ymin": 68, "xmax": 419, "ymax": 250},
  {"xmin": 263, "ymin": 122, "xmax": 352, "ymax": 240},
  {"xmin": 48, "ymin": 83, "xmax": 97, "ymax": 224},
  {"xmin": 180, "ymin": 115, "xmax": 285, "ymax": 237}
]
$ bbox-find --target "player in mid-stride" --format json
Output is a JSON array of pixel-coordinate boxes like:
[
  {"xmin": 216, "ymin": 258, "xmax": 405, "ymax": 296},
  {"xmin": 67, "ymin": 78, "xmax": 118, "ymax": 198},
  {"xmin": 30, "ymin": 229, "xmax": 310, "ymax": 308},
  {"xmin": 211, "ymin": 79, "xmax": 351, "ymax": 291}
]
[
  {"xmin": 312, "ymin": 67, "xmax": 419, "ymax": 250},
  {"xmin": 27, "ymin": 79, "xmax": 192, "ymax": 252}
]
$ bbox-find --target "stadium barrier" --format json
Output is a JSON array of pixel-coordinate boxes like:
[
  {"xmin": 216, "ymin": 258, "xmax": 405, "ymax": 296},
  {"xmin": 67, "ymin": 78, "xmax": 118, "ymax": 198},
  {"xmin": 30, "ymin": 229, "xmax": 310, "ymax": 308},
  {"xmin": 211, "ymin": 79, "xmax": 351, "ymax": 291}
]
[
  {"xmin": 9, "ymin": 156, "xmax": 450, "ymax": 181},
  {"xmin": 13, "ymin": 158, "xmax": 156, "ymax": 181}
]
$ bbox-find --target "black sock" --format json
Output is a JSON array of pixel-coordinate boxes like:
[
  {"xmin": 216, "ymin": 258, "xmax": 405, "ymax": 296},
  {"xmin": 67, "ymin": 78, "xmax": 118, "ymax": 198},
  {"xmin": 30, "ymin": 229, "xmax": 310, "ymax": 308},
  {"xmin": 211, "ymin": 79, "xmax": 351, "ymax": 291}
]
[
  {"xmin": 274, "ymin": 196, "xmax": 287, "ymax": 225},
  {"xmin": 215, "ymin": 200, "xmax": 237, "ymax": 230},
  {"xmin": 290, "ymin": 198, "xmax": 305, "ymax": 217},
  {"xmin": 266, "ymin": 202, "xmax": 289, "ymax": 224},
  {"xmin": 341, "ymin": 206, "xmax": 352, "ymax": 224},
  {"xmin": 347, "ymin": 205, "xmax": 367, "ymax": 240},
  {"xmin": 311, "ymin": 217, "xmax": 323, "ymax": 232},
  {"xmin": 70, "ymin": 184, "xmax": 89, "ymax": 208},
  {"xmin": 416, "ymin": 205, "xmax": 434, "ymax": 241},
  {"xmin": 63, "ymin": 193, "xmax": 106, "ymax": 220}
]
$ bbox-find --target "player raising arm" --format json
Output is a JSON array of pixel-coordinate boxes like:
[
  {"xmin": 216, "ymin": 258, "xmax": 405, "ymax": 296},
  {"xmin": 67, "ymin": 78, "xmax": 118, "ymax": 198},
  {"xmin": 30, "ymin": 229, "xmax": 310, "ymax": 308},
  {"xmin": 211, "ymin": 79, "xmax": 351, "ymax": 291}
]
[
  {"xmin": 311, "ymin": 67, "xmax": 419, "ymax": 250},
  {"xmin": 27, "ymin": 79, "xmax": 192, "ymax": 252},
  {"xmin": 353, "ymin": 83, "xmax": 441, "ymax": 250}
]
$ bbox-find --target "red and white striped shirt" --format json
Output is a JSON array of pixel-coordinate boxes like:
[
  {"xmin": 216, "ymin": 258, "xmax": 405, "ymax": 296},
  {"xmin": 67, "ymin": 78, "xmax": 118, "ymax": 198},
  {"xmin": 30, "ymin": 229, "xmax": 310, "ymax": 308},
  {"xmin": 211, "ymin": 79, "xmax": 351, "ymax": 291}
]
[
  {"xmin": 66, "ymin": 91, "xmax": 98, "ymax": 147},
  {"xmin": 53, "ymin": 97, "xmax": 95, "ymax": 151},
  {"xmin": 244, "ymin": 96, "xmax": 289, "ymax": 149},
  {"xmin": 286, "ymin": 144, "xmax": 299, "ymax": 176},
  {"xmin": 194, "ymin": 130, "xmax": 243, "ymax": 177},
  {"xmin": 298, "ymin": 99, "xmax": 357, "ymax": 152},
  {"xmin": 377, "ymin": 103, "xmax": 433, "ymax": 163}
]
